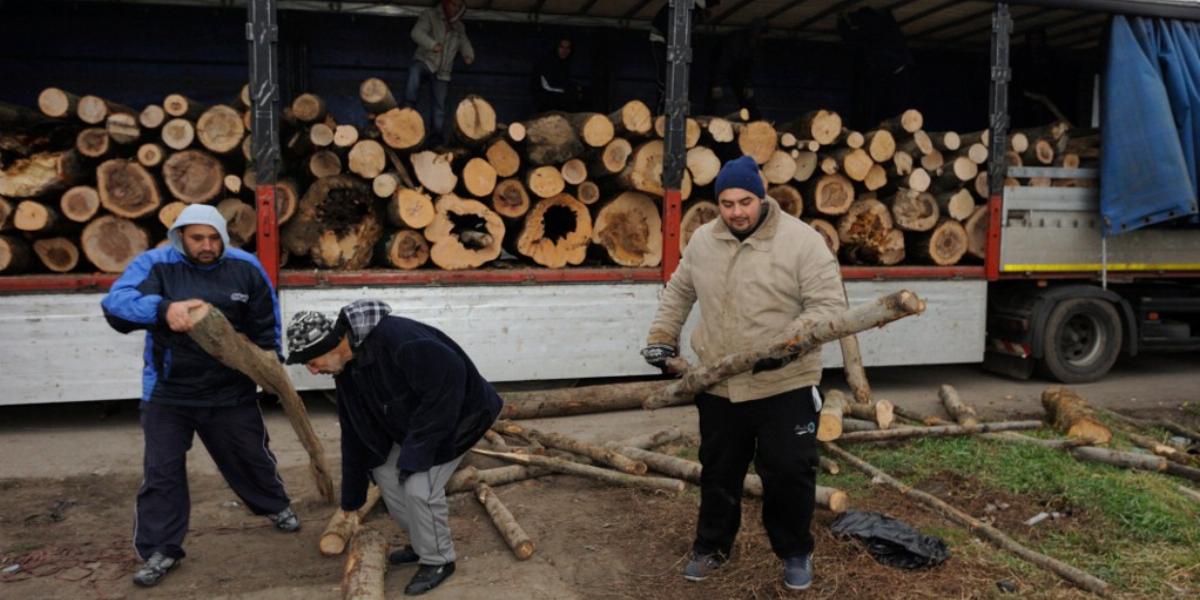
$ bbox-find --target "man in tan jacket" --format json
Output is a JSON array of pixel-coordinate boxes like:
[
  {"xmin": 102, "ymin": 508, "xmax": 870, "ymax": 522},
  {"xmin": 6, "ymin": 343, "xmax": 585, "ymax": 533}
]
[
  {"xmin": 642, "ymin": 155, "xmax": 846, "ymax": 590},
  {"xmin": 405, "ymin": 0, "xmax": 475, "ymax": 144}
]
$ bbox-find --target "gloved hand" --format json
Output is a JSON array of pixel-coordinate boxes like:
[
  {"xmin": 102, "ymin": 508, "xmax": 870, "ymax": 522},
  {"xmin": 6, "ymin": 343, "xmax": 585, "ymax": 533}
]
[
  {"xmin": 641, "ymin": 343, "xmax": 678, "ymax": 371},
  {"xmin": 752, "ymin": 355, "xmax": 795, "ymax": 374}
]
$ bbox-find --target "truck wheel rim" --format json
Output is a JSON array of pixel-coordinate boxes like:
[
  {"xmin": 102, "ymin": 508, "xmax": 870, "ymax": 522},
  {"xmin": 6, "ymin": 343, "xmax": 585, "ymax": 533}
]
[{"xmin": 1060, "ymin": 313, "xmax": 1105, "ymax": 367}]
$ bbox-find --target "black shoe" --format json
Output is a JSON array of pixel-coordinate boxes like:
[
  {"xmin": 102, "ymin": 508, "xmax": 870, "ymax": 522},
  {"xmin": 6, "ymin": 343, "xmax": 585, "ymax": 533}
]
[
  {"xmin": 268, "ymin": 506, "xmax": 301, "ymax": 532},
  {"xmin": 404, "ymin": 562, "xmax": 455, "ymax": 596},
  {"xmin": 132, "ymin": 552, "xmax": 179, "ymax": 587},
  {"xmin": 389, "ymin": 545, "xmax": 419, "ymax": 565}
]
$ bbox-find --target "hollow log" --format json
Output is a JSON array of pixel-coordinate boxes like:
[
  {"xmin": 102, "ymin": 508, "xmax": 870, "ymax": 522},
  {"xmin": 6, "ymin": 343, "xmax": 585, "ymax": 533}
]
[
  {"xmin": 475, "ymin": 483, "xmax": 535, "ymax": 560},
  {"xmin": 424, "ymin": 194, "xmax": 505, "ymax": 269},
  {"xmin": 843, "ymin": 228, "xmax": 904, "ymax": 266},
  {"xmin": 281, "ymin": 175, "xmax": 382, "ymax": 269},
  {"xmin": 837, "ymin": 198, "xmax": 893, "ymax": 245},
  {"xmin": 516, "ymin": 193, "xmax": 592, "ymax": 267},
  {"xmin": 341, "ymin": 527, "xmax": 387, "ymax": 600},
  {"xmin": 491, "ymin": 178, "xmax": 531, "ymax": 219},
  {"xmin": 592, "ymin": 191, "xmax": 662, "ymax": 267},
  {"xmin": 81, "ymin": 215, "xmax": 149, "ymax": 273},
  {"xmin": 471, "ymin": 449, "xmax": 685, "ymax": 495},
  {"xmin": 375, "ymin": 107, "xmax": 425, "ymax": 150}
]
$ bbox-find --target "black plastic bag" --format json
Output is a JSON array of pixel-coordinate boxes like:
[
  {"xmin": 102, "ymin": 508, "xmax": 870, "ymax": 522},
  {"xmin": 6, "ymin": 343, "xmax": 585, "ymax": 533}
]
[{"xmin": 830, "ymin": 510, "xmax": 950, "ymax": 569}]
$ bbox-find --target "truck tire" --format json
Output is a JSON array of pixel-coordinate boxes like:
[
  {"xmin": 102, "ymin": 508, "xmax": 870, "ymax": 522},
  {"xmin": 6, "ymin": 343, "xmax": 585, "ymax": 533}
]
[{"xmin": 1039, "ymin": 298, "xmax": 1123, "ymax": 383}]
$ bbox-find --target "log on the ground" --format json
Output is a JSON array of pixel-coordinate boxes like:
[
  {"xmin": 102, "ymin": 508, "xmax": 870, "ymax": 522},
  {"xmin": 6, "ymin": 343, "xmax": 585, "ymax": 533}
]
[
  {"xmin": 471, "ymin": 449, "xmax": 686, "ymax": 494},
  {"xmin": 447, "ymin": 464, "xmax": 552, "ymax": 495},
  {"xmin": 681, "ymin": 200, "xmax": 719, "ymax": 252},
  {"xmin": 186, "ymin": 302, "xmax": 336, "ymax": 503},
  {"xmin": 375, "ymin": 107, "xmax": 425, "ymax": 150},
  {"xmin": 824, "ymin": 442, "xmax": 1110, "ymax": 596},
  {"xmin": 516, "ymin": 193, "xmax": 592, "ymax": 267},
  {"xmin": 1124, "ymin": 432, "xmax": 1200, "ymax": 467},
  {"xmin": 818, "ymin": 389, "xmax": 849, "ymax": 441},
  {"xmin": 820, "ymin": 456, "xmax": 841, "ymax": 475},
  {"xmin": 910, "ymin": 218, "xmax": 968, "ymax": 266},
  {"xmin": 1042, "ymin": 387, "xmax": 1112, "ymax": 445},
  {"xmin": 475, "ymin": 483, "xmax": 535, "ymax": 560},
  {"xmin": 939, "ymin": 384, "xmax": 979, "ymax": 426},
  {"xmin": 281, "ymin": 175, "xmax": 382, "ymax": 270},
  {"xmin": 379, "ymin": 229, "xmax": 430, "ymax": 270},
  {"xmin": 838, "ymin": 291, "xmax": 872, "ymax": 405},
  {"xmin": 320, "ymin": 485, "xmax": 382, "ymax": 556},
  {"xmin": 846, "ymin": 399, "xmax": 895, "ymax": 430},
  {"xmin": 1070, "ymin": 446, "xmax": 1167, "ymax": 472},
  {"xmin": 838, "ymin": 420, "xmax": 1042, "ymax": 442},
  {"xmin": 341, "ymin": 527, "xmax": 388, "ymax": 600},
  {"xmin": 410, "ymin": 151, "xmax": 458, "ymax": 195},
  {"xmin": 979, "ymin": 431, "xmax": 1087, "ymax": 449},
  {"xmin": 0, "ymin": 150, "xmax": 84, "ymax": 198},
  {"xmin": 498, "ymin": 381, "xmax": 674, "ymax": 420},
  {"xmin": 592, "ymin": 191, "xmax": 662, "ymax": 267},
  {"xmin": 619, "ymin": 427, "xmax": 687, "ymax": 450},
  {"xmin": 1094, "ymin": 407, "xmax": 1200, "ymax": 442},
  {"xmin": 0, "ymin": 235, "xmax": 32, "ymax": 274},
  {"xmin": 424, "ymin": 194, "xmax": 505, "ymax": 269},
  {"xmin": 644, "ymin": 291, "xmax": 925, "ymax": 408},
  {"xmin": 494, "ymin": 420, "xmax": 646, "ymax": 475},
  {"xmin": 162, "ymin": 150, "xmax": 224, "ymax": 205}
]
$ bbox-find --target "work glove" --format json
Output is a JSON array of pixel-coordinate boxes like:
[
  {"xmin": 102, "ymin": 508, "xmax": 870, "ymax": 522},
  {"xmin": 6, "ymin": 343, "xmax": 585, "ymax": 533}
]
[
  {"xmin": 641, "ymin": 343, "xmax": 678, "ymax": 372},
  {"xmin": 752, "ymin": 354, "xmax": 795, "ymax": 374}
]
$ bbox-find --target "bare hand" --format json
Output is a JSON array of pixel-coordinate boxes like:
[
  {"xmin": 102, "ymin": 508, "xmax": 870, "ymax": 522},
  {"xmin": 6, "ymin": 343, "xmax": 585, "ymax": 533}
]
[
  {"xmin": 166, "ymin": 299, "xmax": 206, "ymax": 332},
  {"xmin": 433, "ymin": 43, "xmax": 443, "ymax": 53},
  {"xmin": 463, "ymin": 55, "xmax": 474, "ymax": 65}
]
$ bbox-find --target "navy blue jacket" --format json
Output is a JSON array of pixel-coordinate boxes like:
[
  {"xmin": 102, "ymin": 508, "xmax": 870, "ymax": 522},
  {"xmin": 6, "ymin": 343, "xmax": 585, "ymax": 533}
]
[
  {"xmin": 100, "ymin": 246, "xmax": 281, "ymax": 407},
  {"xmin": 336, "ymin": 316, "xmax": 503, "ymax": 510}
]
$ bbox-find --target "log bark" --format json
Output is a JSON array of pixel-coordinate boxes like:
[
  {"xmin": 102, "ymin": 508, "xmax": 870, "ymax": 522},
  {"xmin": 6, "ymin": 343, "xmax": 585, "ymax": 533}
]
[
  {"xmin": 348, "ymin": 140, "xmax": 387, "ymax": 179},
  {"xmin": 898, "ymin": 130, "xmax": 934, "ymax": 156},
  {"xmin": 0, "ymin": 150, "xmax": 84, "ymax": 198},
  {"xmin": 1042, "ymin": 387, "xmax": 1112, "ymax": 445},
  {"xmin": 31, "ymin": 237, "xmax": 79, "ymax": 272},
  {"xmin": 341, "ymin": 527, "xmax": 388, "ymax": 600},
  {"xmin": 494, "ymin": 421, "xmax": 646, "ymax": 475},
  {"xmin": 878, "ymin": 109, "xmax": 923, "ymax": 134},
  {"xmin": 161, "ymin": 118, "xmax": 195, "ymax": 150},
  {"xmin": 96, "ymin": 159, "xmax": 162, "ymax": 218},
  {"xmin": 475, "ymin": 483, "xmax": 535, "ymax": 560},
  {"xmin": 196, "ymin": 105, "xmax": 245, "ymax": 154},
  {"xmin": 14, "ymin": 200, "xmax": 58, "ymax": 232},
  {"xmin": 186, "ymin": 302, "xmax": 336, "ymax": 503},
  {"xmin": 358, "ymin": 77, "xmax": 397, "ymax": 114},
  {"xmin": 769, "ymin": 184, "xmax": 803, "ymax": 218},
  {"xmin": 785, "ymin": 110, "xmax": 842, "ymax": 145},
  {"xmin": 447, "ymin": 465, "xmax": 552, "ymax": 494},
  {"xmin": 491, "ymin": 178, "xmax": 531, "ymax": 219},
  {"xmin": 76, "ymin": 127, "xmax": 112, "ymax": 159},
  {"xmin": 282, "ymin": 175, "xmax": 382, "ymax": 269},
  {"xmin": 320, "ymin": 485, "xmax": 382, "ymax": 556},
  {"xmin": 806, "ymin": 218, "xmax": 839, "ymax": 254},
  {"xmin": 619, "ymin": 427, "xmax": 687, "ymax": 450},
  {"xmin": 979, "ymin": 432, "xmax": 1087, "ymax": 449},
  {"xmin": 471, "ymin": 449, "xmax": 686, "ymax": 494},
  {"xmin": 526, "ymin": 165, "xmax": 565, "ymax": 199},
  {"xmin": 930, "ymin": 131, "xmax": 961, "ymax": 152},
  {"xmin": 939, "ymin": 384, "xmax": 979, "ymax": 426},
  {"xmin": 379, "ymin": 229, "xmax": 430, "ymax": 270},
  {"xmin": 485, "ymin": 138, "xmax": 521, "ymax": 178},
  {"xmin": 217, "ymin": 198, "xmax": 256, "ymax": 247},
  {"xmin": 608, "ymin": 100, "xmax": 653, "ymax": 137},
  {"xmin": 498, "ymin": 381, "xmax": 674, "ymax": 419},
  {"xmin": 592, "ymin": 191, "xmax": 662, "ymax": 267},
  {"xmin": 424, "ymin": 194, "xmax": 505, "ymax": 269},
  {"xmin": 106, "ymin": 113, "xmax": 141, "ymax": 145},
  {"xmin": 375, "ymin": 107, "xmax": 425, "ymax": 150},
  {"xmin": 60, "ymin": 185, "xmax": 100, "ymax": 222},
  {"xmin": 274, "ymin": 179, "xmax": 300, "ymax": 226},
  {"xmin": 162, "ymin": 150, "xmax": 224, "ymax": 205},
  {"xmin": 453, "ymin": 95, "xmax": 497, "ymax": 145},
  {"xmin": 819, "ymin": 456, "xmax": 841, "ymax": 475},
  {"xmin": 516, "ymin": 193, "xmax": 592, "ymax": 267},
  {"xmin": 1178, "ymin": 485, "xmax": 1200, "ymax": 503},
  {"xmin": 38, "ymin": 87, "xmax": 79, "ymax": 118},
  {"xmin": 411, "ymin": 151, "xmax": 459, "ymax": 195},
  {"xmin": 77, "ymin": 95, "xmax": 132, "ymax": 125},
  {"xmin": 818, "ymin": 389, "xmax": 849, "ymax": 442},
  {"xmin": 644, "ymin": 291, "xmax": 925, "ymax": 408},
  {"xmin": 910, "ymin": 218, "xmax": 968, "ymax": 266},
  {"xmin": 572, "ymin": 112, "xmax": 617, "ymax": 148},
  {"xmin": 803, "ymin": 173, "xmax": 855, "ymax": 216},
  {"xmin": 0, "ymin": 235, "xmax": 32, "ymax": 274},
  {"xmin": 81, "ymin": 215, "xmax": 149, "ymax": 273},
  {"xmin": 736, "ymin": 121, "xmax": 778, "ymax": 164},
  {"xmin": 524, "ymin": 113, "xmax": 583, "ymax": 165},
  {"xmin": 825, "ymin": 442, "xmax": 1110, "ymax": 596}
]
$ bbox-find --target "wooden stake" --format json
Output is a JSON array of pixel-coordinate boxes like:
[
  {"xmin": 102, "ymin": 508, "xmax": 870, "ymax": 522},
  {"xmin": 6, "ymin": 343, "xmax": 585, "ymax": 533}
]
[
  {"xmin": 475, "ymin": 483, "xmax": 535, "ymax": 560},
  {"xmin": 939, "ymin": 384, "xmax": 979, "ymax": 426},
  {"xmin": 818, "ymin": 389, "xmax": 848, "ymax": 442}
]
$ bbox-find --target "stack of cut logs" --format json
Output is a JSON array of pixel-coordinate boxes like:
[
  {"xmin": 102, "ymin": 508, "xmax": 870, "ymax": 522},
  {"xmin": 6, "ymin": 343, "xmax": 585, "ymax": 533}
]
[{"xmin": 0, "ymin": 79, "xmax": 1087, "ymax": 275}]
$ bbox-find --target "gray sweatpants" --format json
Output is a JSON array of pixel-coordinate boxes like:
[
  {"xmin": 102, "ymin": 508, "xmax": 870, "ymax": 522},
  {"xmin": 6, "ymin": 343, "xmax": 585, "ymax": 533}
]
[{"xmin": 373, "ymin": 444, "xmax": 464, "ymax": 566}]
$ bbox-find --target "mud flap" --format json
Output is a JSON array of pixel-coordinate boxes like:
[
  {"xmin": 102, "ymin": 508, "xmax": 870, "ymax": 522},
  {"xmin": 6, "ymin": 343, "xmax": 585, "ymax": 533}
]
[{"xmin": 982, "ymin": 350, "xmax": 1034, "ymax": 379}]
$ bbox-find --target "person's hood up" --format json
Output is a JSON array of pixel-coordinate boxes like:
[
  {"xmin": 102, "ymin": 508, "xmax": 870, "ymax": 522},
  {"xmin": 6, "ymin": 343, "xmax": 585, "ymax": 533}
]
[{"xmin": 168, "ymin": 204, "xmax": 230, "ymax": 259}]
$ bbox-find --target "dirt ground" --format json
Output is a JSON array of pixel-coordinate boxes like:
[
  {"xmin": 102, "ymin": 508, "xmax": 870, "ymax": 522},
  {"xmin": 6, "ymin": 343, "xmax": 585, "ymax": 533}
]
[{"xmin": 2, "ymin": 354, "xmax": 1198, "ymax": 599}]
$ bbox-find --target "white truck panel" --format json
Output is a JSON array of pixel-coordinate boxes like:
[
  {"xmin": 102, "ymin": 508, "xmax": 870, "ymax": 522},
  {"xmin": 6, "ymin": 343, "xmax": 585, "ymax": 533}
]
[{"xmin": 0, "ymin": 279, "xmax": 985, "ymax": 405}]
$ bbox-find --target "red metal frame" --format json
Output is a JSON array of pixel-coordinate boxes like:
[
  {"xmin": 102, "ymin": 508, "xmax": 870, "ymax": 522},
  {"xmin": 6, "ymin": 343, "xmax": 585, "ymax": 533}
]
[
  {"xmin": 985, "ymin": 192, "xmax": 1003, "ymax": 281},
  {"xmin": 255, "ymin": 184, "xmax": 281, "ymax": 287},
  {"xmin": 280, "ymin": 267, "xmax": 664, "ymax": 287},
  {"xmin": 661, "ymin": 188, "xmax": 683, "ymax": 281}
]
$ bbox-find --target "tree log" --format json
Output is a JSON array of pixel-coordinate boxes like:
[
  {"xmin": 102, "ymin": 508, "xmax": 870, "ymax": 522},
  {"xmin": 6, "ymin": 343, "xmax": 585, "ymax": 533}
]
[
  {"xmin": 161, "ymin": 94, "xmax": 206, "ymax": 120},
  {"xmin": 576, "ymin": 180, "xmax": 600, "ymax": 206},
  {"xmin": 964, "ymin": 205, "xmax": 989, "ymax": 260},
  {"xmin": 494, "ymin": 420, "xmax": 646, "ymax": 475},
  {"xmin": 217, "ymin": 198, "xmax": 256, "ymax": 247},
  {"xmin": 920, "ymin": 149, "xmax": 944, "ymax": 173},
  {"xmin": 608, "ymin": 100, "xmax": 653, "ymax": 137},
  {"xmin": 936, "ymin": 189, "xmax": 976, "ymax": 221},
  {"xmin": 653, "ymin": 115, "xmax": 700, "ymax": 148},
  {"xmin": 761, "ymin": 150, "xmax": 796, "ymax": 185},
  {"xmin": 768, "ymin": 184, "xmax": 803, "ymax": 218},
  {"xmin": 845, "ymin": 399, "xmax": 895, "ymax": 430},
  {"xmin": 696, "ymin": 116, "xmax": 735, "ymax": 143},
  {"xmin": 455, "ymin": 157, "xmax": 496, "ymax": 197},
  {"xmin": 424, "ymin": 194, "xmax": 505, "ymax": 269},
  {"xmin": 644, "ymin": 291, "xmax": 925, "ymax": 408},
  {"xmin": 341, "ymin": 527, "xmax": 388, "ymax": 600},
  {"xmin": 358, "ymin": 78, "xmax": 397, "ymax": 114},
  {"xmin": 31, "ymin": 237, "xmax": 78, "ymax": 272},
  {"xmin": 837, "ymin": 198, "xmax": 893, "ymax": 245},
  {"xmin": 979, "ymin": 431, "xmax": 1088, "ymax": 449},
  {"xmin": 592, "ymin": 191, "xmax": 662, "ymax": 267},
  {"xmin": 60, "ymin": 185, "xmax": 100, "ymax": 223},
  {"xmin": 195, "ymin": 105, "xmax": 244, "ymax": 155},
  {"xmin": 681, "ymin": 200, "xmax": 719, "ymax": 253},
  {"xmin": 1022, "ymin": 138, "xmax": 1055, "ymax": 165},
  {"xmin": 375, "ymin": 107, "xmax": 425, "ymax": 150},
  {"xmin": 590, "ymin": 137, "xmax": 632, "ymax": 177},
  {"xmin": 471, "ymin": 449, "xmax": 685, "ymax": 495},
  {"xmin": 379, "ymin": 229, "xmax": 430, "ymax": 270},
  {"xmin": 804, "ymin": 173, "xmax": 855, "ymax": 216},
  {"xmin": 282, "ymin": 175, "xmax": 382, "ymax": 269},
  {"xmin": 186, "ymin": 302, "xmax": 336, "ymax": 503},
  {"xmin": 136, "ymin": 143, "xmax": 165, "ymax": 168},
  {"xmin": 348, "ymin": 140, "xmax": 387, "ymax": 179},
  {"xmin": 162, "ymin": 150, "xmax": 224, "ymax": 205},
  {"xmin": 0, "ymin": 150, "xmax": 84, "ymax": 198},
  {"xmin": 878, "ymin": 109, "xmax": 923, "ymax": 134},
  {"xmin": 793, "ymin": 151, "xmax": 818, "ymax": 183},
  {"xmin": 843, "ymin": 228, "xmax": 904, "ymax": 266},
  {"xmin": 308, "ymin": 150, "xmax": 343, "ymax": 178},
  {"xmin": 619, "ymin": 427, "xmax": 687, "ymax": 450},
  {"xmin": 864, "ymin": 130, "xmax": 896, "ymax": 162},
  {"xmin": 736, "ymin": 121, "xmax": 778, "ymax": 165},
  {"xmin": 14, "ymin": 200, "xmax": 58, "ymax": 232},
  {"xmin": 485, "ymin": 138, "xmax": 520, "ymax": 178},
  {"xmin": 934, "ymin": 384, "xmax": 977, "ymax": 426},
  {"xmin": 96, "ymin": 159, "xmax": 162, "ymax": 218},
  {"xmin": 524, "ymin": 113, "xmax": 583, "ymax": 165},
  {"xmin": 291, "ymin": 93, "xmax": 326, "ymax": 123},
  {"xmin": 1095, "ymin": 408, "xmax": 1200, "ymax": 442},
  {"xmin": 1071, "ymin": 446, "xmax": 1167, "ymax": 472},
  {"xmin": 785, "ymin": 110, "xmax": 842, "ymax": 145},
  {"xmin": 889, "ymin": 188, "xmax": 940, "ymax": 233},
  {"xmin": 805, "ymin": 218, "xmax": 839, "ymax": 254},
  {"xmin": 1042, "ymin": 387, "xmax": 1112, "ymax": 445},
  {"xmin": 572, "ymin": 112, "xmax": 617, "ymax": 148},
  {"xmin": 78, "ymin": 95, "xmax": 132, "ymax": 125},
  {"xmin": 526, "ymin": 165, "xmax": 565, "ymax": 199},
  {"xmin": 81, "ymin": 215, "xmax": 149, "ymax": 273},
  {"xmin": 447, "ymin": 465, "xmax": 552, "ymax": 494},
  {"xmin": 409, "ymin": 150, "xmax": 458, "ymax": 195},
  {"xmin": 38, "ymin": 87, "xmax": 79, "ymax": 118},
  {"xmin": 0, "ymin": 235, "xmax": 32, "ymax": 274},
  {"xmin": 839, "ymin": 420, "xmax": 1042, "ymax": 442},
  {"xmin": 818, "ymin": 389, "xmax": 849, "ymax": 441},
  {"xmin": 106, "ymin": 113, "xmax": 141, "ymax": 145},
  {"xmin": 139, "ymin": 105, "xmax": 166, "ymax": 130},
  {"xmin": 453, "ymin": 95, "xmax": 497, "ymax": 145},
  {"xmin": 310, "ymin": 123, "xmax": 335, "ymax": 148},
  {"xmin": 274, "ymin": 180, "xmax": 300, "ymax": 226},
  {"xmin": 824, "ymin": 442, "xmax": 1110, "ymax": 596},
  {"xmin": 76, "ymin": 127, "xmax": 112, "ymax": 159},
  {"xmin": 320, "ymin": 485, "xmax": 382, "ymax": 556},
  {"xmin": 498, "ymin": 381, "xmax": 674, "ymax": 420},
  {"xmin": 333, "ymin": 125, "xmax": 360, "ymax": 149},
  {"xmin": 475, "ymin": 483, "xmax": 535, "ymax": 560},
  {"xmin": 898, "ymin": 130, "xmax": 934, "ymax": 156},
  {"xmin": 158, "ymin": 201, "xmax": 187, "ymax": 228},
  {"xmin": 962, "ymin": 143, "xmax": 989, "ymax": 165},
  {"xmin": 516, "ymin": 193, "xmax": 592, "ymax": 267},
  {"xmin": 161, "ymin": 118, "xmax": 195, "ymax": 150},
  {"xmin": 929, "ymin": 131, "xmax": 961, "ymax": 152},
  {"xmin": 910, "ymin": 218, "xmax": 968, "ymax": 266},
  {"xmin": 1124, "ymin": 432, "xmax": 1200, "ymax": 468},
  {"xmin": 491, "ymin": 178, "xmax": 531, "ymax": 219}
]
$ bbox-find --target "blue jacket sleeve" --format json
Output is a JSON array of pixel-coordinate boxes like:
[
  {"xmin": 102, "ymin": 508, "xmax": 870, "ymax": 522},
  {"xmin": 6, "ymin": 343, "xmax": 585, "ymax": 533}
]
[
  {"xmin": 395, "ymin": 340, "xmax": 466, "ymax": 475},
  {"xmin": 338, "ymin": 392, "xmax": 373, "ymax": 511},
  {"xmin": 100, "ymin": 251, "xmax": 166, "ymax": 333},
  {"xmin": 246, "ymin": 259, "xmax": 282, "ymax": 352}
]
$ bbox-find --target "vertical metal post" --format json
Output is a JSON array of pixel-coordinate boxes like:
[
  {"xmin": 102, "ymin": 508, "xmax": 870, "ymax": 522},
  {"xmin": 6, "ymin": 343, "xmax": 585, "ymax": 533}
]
[
  {"xmin": 661, "ymin": 0, "xmax": 693, "ymax": 280},
  {"xmin": 984, "ymin": 2, "xmax": 1011, "ymax": 281},
  {"xmin": 248, "ymin": 0, "xmax": 281, "ymax": 286}
]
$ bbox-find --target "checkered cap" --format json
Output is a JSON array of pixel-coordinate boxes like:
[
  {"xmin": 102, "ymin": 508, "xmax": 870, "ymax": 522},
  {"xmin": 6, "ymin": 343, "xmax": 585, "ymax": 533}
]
[{"xmin": 285, "ymin": 311, "xmax": 337, "ymax": 364}]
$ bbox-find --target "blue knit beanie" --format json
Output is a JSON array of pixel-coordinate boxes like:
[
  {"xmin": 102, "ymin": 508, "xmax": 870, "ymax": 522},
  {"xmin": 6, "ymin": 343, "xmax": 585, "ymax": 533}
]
[{"xmin": 714, "ymin": 155, "xmax": 764, "ymax": 198}]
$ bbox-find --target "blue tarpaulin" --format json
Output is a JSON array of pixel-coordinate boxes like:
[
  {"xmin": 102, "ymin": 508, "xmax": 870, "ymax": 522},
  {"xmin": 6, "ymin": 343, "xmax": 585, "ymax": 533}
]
[{"xmin": 1101, "ymin": 15, "xmax": 1200, "ymax": 235}]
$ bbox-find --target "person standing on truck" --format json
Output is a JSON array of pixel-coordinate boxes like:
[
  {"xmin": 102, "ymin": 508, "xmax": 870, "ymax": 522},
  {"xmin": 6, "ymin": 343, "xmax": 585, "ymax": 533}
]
[
  {"xmin": 99, "ymin": 204, "xmax": 298, "ymax": 588},
  {"xmin": 530, "ymin": 37, "xmax": 580, "ymax": 113},
  {"xmin": 641, "ymin": 155, "xmax": 846, "ymax": 590},
  {"xmin": 285, "ymin": 300, "xmax": 502, "ymax": 596},
  {"xmin": 702, "ymin": 18, "xmax": 765, "ymax": 120},
  {"xmin": 406, "ymin": 0, "xmax": 475, "ymax": 146}
]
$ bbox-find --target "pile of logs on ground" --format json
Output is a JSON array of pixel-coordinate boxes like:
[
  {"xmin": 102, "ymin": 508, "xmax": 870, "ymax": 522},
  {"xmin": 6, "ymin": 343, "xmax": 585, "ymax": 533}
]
[{"xmin": 0, "ymin": 80, "xmax": 1089, "ymax": 275}]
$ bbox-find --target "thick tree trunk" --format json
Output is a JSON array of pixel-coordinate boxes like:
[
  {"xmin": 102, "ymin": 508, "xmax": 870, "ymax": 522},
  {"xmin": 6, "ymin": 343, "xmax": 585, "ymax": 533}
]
[
  {"xmin": 375, "ymin": 107, "xmax": 425, "ymax": 150},
  {"xmin": 843, "ymin": 228, "xmax": 904, "ymax": 266},
  {"xmin": 837, "ymin": 198, "xmax": 893, "ymax": 247},
  {"xmin": 523, "ymin": 113, "xmax": 583, "ymax": 165},
  {"xmin": 516, "ymin": 193, "xmax": 592, "ymax": 267},
  {"xmin": 282, "ymin": 175, "xmax": 382, "ymax": 269},
  {"xmin": 341, "ymin": 528, "xmax": 388, "ymax": 600},
  {"xmin": 410, "ymin": 150, "xmax": 459, "ymax": 195},
  {"xmin": 476, "ymin": 483, "xmax": 535, "ymax": 560},
  {"xmin": 803, "ymin": 173, "xmax": 855, "ymax": 216},
  {"xmin": 825, "ymin": 442, "xmax": 1110, "ymax": 596},
  {"xmin": 736, "ymin": 121, "xmax": 779, "ymax": 164},
  {"xmin": 1, "ymin": 150, "xmax": 84, "ymax": 198},
  {"xmin": 196, "ymin": 106, "xmax": 245, "ymax": 154},
  {"xmin": 97, "ymin": 159, "xmax": 162, "ymax": 218},
  {"xmin": 889, "ymin": 189, "xmax": 940, "ymax": 232},
  {"xmin": 162, "ymin": 150, "xmax": 224, "ymax": 205},
  {"xmin": 769, "ymin": 184, "xmax": 803, "ymax": 218},
  {"xmin": 81, "ymin": 215, "xmax": 150, "ymax": 273},
  {"xmin": 644, "ymin": 291, "xmax": 925, "ymax": 408},
  {"xmin": 592, "ymin": 191, "xmax": 662, "ymax": 267},
  {"xmin": 471, "ymin": 449, "xmax": 686, "ymax": 494},
  {"xmin": 424, "ymin": 194, "xmax": 505, "ymax": 269},
  {"xmin": 1042, "ymin": 387, "xmax": 1112, "ymax": 445},
  {"xmin": 491, "ymin": 178, "xmax": 531, "ymax": 219},
  {"xmin": 910, "ymin": 218, "xmax": 968, "ymax": 266}
]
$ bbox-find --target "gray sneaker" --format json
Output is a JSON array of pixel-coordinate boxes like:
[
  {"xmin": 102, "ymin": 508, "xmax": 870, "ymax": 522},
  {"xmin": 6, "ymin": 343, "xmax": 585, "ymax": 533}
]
[
  {"xmin": 682, "ymin": 552, "xmax": 725, "ymax": 582},
  {"xmin": 268, "ymin": 506, "xmax": 301, "ymax": 532},
  {"xmin": 132, "ymin": 552, "xmax": 178, "ymax": 587},
  {"xmin": 783, "ymin": 553, "xmax": 813, "ymax": 590}
]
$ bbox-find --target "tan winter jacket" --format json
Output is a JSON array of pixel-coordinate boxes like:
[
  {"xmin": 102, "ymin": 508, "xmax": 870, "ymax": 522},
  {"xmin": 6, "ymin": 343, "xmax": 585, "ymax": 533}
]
[
  {"xmin": 647, "ymin": 197, "xmax": 847, "ymax": 402},
  {"xmin": 411, "ymin": 7, "xmax": 475, "ymax": 82}
]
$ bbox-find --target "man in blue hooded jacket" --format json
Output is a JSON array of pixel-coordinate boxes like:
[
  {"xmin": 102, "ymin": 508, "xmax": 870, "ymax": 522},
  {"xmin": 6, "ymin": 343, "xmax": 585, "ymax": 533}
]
[
  {"xmin": 100, "ymin": 204, "xmax": 298, "ymax": 587},
  {"xmin": 285, "ymin": 300, "xmax": 503, "ymax": 596}
]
